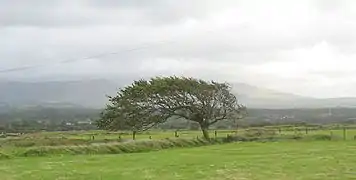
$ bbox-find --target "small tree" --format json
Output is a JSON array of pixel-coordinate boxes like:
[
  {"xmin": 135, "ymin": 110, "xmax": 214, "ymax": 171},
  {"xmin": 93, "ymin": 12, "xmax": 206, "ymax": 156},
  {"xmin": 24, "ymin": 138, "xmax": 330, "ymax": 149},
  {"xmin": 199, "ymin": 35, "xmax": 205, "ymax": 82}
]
[{"xmin": 98, "ymin": 76, "xmax": 247, "ymax": 139}]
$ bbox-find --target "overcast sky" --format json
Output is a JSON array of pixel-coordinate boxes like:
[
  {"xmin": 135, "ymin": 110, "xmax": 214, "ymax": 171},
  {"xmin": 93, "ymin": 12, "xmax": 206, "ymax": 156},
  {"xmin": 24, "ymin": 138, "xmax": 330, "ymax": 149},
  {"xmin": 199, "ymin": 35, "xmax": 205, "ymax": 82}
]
[{"xmin": 1, "ymin": 0, "xmax": 356, "ymax": 98}]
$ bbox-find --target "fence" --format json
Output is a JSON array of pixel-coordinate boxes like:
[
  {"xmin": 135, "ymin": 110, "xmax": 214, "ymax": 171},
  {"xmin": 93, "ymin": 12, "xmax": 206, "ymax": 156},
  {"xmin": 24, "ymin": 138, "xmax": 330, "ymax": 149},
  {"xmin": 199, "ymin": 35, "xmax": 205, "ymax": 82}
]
[
  {"xmin": 3, "ymin": 126, "xmax": 356, "ymax": 141},
  {"xmin": 169, "ymin": 126, "xmax": 356, "ymax": 141}
]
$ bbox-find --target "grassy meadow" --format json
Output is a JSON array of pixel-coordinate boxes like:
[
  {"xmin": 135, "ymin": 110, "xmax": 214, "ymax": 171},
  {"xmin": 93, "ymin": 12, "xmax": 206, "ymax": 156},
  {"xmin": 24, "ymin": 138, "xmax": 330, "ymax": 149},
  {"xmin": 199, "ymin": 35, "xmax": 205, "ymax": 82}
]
[
  {"xmin": 1, "ymin": 141, "xmax": 356, "ymax": 180},
  {"xmin": 1, "ymin": 127, "xmax": 356, "ymax": 179}
]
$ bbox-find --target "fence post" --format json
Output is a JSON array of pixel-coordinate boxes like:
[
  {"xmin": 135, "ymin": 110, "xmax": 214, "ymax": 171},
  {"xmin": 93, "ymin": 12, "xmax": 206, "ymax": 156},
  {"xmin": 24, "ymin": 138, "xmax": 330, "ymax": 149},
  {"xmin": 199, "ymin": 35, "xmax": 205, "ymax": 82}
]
[
  {"xmin": 305, "ymin": 127, "xmax": 308, "ymax": 135},
  {"xmin": 214, "ymin": 130, "xmax": 217, "ymax": 138},
  {"xmin": 343, "ymin": 127, "xmax": 346, "ymax": 140},
  {"xmin": 132, "ymin": 131, "xmax": 136, "ymax": 140}
]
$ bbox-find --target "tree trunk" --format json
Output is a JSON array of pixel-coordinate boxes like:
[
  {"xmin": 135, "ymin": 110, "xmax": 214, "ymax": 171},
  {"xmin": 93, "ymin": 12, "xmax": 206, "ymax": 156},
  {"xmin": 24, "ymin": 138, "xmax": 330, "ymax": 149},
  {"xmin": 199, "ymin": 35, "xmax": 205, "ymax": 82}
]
[
  {"xmin": 132, "ymin": 131, "xmax": 137, "ymax": 140},
  {"xmin": 199, "ymin": 123, "xmax": 210, "ymax": 140}
]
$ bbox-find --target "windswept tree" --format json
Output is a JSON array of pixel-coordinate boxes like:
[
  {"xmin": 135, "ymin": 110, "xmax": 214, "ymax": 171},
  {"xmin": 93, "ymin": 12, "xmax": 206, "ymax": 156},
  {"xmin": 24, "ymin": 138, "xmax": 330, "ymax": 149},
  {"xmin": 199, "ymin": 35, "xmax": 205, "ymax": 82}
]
[
  {"xmin": 97, "ymin": 85, "xmax": 168, "ymax": 140},
  {"xmin": 98, "ymin": 76, "xmax": 247, "ymax": 139}
]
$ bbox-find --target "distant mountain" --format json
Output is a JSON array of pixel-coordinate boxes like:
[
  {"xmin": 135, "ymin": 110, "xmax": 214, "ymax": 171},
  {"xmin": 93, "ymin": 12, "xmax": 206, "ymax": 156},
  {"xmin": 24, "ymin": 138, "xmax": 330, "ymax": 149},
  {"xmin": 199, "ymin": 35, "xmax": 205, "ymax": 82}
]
[
  {"xmin": 232, "ymin": 83, "xmax": 356, "ymax": 108},
  {"xmin": 231, "ymin": 83, "xmax": 313, "ymax": 108},
  {"xmin": 0, "ymin": 79, "xmax": 120, "ymax": 108},
  {"xmin": 309, "ymin": 97, "xmax": 356, "ymax": 108},
  {"xmin": 1, "ymin": 79, "xmax": 356, "ymax": 109}
]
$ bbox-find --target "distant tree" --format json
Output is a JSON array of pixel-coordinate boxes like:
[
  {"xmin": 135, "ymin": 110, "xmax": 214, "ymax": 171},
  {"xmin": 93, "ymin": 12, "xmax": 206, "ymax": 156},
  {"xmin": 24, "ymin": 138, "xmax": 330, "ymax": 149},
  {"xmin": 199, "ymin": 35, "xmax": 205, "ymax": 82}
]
[{"xmin": 98, "ymin": 76, "xmax": 247, "ymax": 139}]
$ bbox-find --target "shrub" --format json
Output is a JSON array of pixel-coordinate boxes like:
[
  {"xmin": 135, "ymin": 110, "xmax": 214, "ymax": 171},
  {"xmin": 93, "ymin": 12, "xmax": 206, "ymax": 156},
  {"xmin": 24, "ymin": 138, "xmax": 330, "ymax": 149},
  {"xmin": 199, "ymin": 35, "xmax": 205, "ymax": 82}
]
[
  {"xmin": 222, "ymin": 135, "xmax": 250, "ymax": 142},
  {"xmin": 303, "ymin": 134, "xmax": 335, "ymax": 141},
  {"xmin": 13, "ymin": 141, "xmax": 36, "ymax": 147},
  {"xmin": 2, "ymin": 138, "xmax": 124, "ymax": 148},
  {"xmin": 5, "ymin": 133, "xmax": 339, "ymax": 159},
  {"xmin": 20, "ymin": 138, "xmax": 222, "ymax": 157},
  {"xmin": 222, "ymin": 133, "xmax": 305, "ymax": 143},
  {"xmin": 244, "ymin": 128, "xmax": 276, "ymax": 137}
]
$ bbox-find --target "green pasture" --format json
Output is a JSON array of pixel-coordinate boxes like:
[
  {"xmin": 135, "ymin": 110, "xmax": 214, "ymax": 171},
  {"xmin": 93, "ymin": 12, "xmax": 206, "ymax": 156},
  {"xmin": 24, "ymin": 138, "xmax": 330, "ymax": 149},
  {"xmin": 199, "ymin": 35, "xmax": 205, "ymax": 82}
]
[{"xmin": 1, "ymin": 141, "xmax": 355, "ymax": 180}]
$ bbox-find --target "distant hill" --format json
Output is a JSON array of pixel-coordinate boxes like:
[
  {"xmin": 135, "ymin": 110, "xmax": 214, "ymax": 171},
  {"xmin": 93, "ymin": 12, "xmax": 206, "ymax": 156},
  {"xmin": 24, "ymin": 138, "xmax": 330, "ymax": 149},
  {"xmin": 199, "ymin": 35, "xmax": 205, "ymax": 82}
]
[
  {"xmin": 0, "ymin": 79, "xmax": 120, "ymax": 108},
  {"xmin": 232, "ymin": 83, "xmax": 356, "ymax": 108},
  {"xmin": 231, "ymin": 83, "xmax": 312, "ymax": 108},
  {"xmin": 1, "ymin": 79, "xmax": 356, "ymax": 109}
]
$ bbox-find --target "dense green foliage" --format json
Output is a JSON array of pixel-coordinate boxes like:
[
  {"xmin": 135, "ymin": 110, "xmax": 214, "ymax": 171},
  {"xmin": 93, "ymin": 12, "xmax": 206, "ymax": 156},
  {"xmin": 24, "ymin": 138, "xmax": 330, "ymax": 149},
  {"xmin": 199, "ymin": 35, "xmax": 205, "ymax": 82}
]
[{"xmin": 98, "ymin": 76, "xmax": 246, "ymax": 139}]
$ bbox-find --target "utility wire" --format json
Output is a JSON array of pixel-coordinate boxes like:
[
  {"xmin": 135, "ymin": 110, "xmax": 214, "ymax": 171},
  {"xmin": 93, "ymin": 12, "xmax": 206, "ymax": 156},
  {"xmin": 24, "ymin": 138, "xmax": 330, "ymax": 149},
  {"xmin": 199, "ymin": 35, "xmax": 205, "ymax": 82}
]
[
  {"xmin": 0, "ymin": 40, "xmax": 175, "ymax": 74},
  {"xmin": 0, "ymin": 24, "xmax": 248, "ymax": 74}
]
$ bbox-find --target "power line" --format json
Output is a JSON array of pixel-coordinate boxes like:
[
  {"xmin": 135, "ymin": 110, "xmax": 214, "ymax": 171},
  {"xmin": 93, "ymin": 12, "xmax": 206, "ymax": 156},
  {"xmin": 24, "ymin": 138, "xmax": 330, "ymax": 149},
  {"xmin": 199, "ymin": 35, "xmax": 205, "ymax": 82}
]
[
  {"xmin": 0, "ymin": 40, "xmax": 175, "ymax": 74},
  {"xmin": 0, "ymin": 24, "xmax": 249, "ymax": 74},
  {"xmin": 60, "ymin": 40, "xmax": 175, "ymax": 64}
]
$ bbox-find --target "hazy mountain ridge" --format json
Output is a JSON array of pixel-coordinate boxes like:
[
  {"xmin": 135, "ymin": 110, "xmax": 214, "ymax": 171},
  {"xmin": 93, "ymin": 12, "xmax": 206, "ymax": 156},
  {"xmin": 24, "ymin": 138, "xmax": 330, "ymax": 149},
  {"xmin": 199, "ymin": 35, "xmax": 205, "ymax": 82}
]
[
  {"xmin": 231, "ymin": 83, "xmax": 356, "ymax": 108},
  {"xmin": 0, "ymin": 79, "xmax": 120, "ymax": 108},
  {"xmin": 1, "ymin": 79, "xmax": 356, "ymax": 109}
]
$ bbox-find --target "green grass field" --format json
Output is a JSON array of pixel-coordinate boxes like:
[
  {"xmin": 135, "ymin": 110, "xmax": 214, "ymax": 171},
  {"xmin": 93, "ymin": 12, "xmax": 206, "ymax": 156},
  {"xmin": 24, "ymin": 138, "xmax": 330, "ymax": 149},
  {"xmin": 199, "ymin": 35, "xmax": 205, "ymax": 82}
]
[
  {"xmin": 1, "ymin": 127, "xmax": 356, "ymax": 179},
  {"xmin": 1, "ymin": 141, "xmax": 356, "ymax": 180}
]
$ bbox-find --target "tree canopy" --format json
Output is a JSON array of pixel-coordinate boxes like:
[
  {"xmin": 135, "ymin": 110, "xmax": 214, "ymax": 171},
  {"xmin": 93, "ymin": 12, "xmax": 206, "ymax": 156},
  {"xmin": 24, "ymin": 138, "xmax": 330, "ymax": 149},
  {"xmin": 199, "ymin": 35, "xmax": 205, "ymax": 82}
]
[{"xmin": 98, "ymin": 76, "xmax": 247, "ymax": 139}]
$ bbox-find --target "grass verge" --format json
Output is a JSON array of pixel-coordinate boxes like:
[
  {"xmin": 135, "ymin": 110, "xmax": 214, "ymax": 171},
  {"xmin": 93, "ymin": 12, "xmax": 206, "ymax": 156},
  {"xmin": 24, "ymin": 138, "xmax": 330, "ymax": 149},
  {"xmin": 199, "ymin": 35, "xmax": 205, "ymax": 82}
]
[
  {"xmin": 20, "ymin": 138, "xmax": 221, "ymax": 157},
  {"xmin": 3, "ymin": 134, "xmax": 340, "ymax": 158}
]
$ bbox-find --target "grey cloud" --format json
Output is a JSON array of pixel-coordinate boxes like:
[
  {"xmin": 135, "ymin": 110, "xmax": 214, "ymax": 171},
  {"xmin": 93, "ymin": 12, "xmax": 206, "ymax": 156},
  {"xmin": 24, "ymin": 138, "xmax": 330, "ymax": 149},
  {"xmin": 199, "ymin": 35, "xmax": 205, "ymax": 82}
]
[
  {"xmin": 0, "ymin": 0, "xmax": 223, "ymax": 27},
  {"xmin": 2, "ymin": 0, "xmax": 356, "ymax": 97},
  {"xmin": 0, "ymin": 0, "xmax": 147, "ymax": 27},
  {"xmin": 314, "ymin": 0, "xmax": 356, "ymax": 12},
  {"xmin": 85, "ymin": 0, "xmax": 240, "ymax": 22}
]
